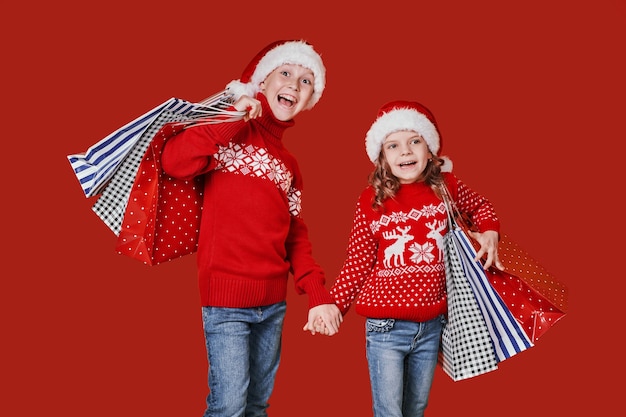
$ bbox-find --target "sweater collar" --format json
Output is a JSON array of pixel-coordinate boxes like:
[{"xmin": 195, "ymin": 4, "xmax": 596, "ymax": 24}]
[{"xmin": 254, "ymin": 93, "xmax": 295, "ymax": 141}]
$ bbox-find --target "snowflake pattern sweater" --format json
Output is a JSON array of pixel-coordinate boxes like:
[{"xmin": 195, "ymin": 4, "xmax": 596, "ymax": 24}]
[
  {"xmin": 329, "ymin": 173, "xmax": 500, "ymax": 322},
  {"xmin": 161, "ymin": 94, "xmax": 332, "ymax": 309}
]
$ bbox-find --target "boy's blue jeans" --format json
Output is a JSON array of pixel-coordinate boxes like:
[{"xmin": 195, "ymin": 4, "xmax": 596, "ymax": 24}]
[
  {"xmin": 365, "ymin": 315, "xmax": 445, "ymax": 417},
  {"xmin": 201, "ymin": 302, "xmax": 287, "ymax": 417}
]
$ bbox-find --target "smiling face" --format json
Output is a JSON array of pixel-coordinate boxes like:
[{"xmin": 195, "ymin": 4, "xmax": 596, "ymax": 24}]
[
  {"xmin": 259, "ymin": 64, "xmax": 315, "ymax": 121},
  {"xmin": 382, "ymin": 130, "xmax": 433, "ymax": 184}
]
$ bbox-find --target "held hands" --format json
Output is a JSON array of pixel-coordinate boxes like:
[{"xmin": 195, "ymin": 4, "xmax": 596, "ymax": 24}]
[
  {"xmin": 233, "ymin": 95, "xmax": 262, "ymax": 121},
  {"xmin": 468, "ymin": 229, "xmax": 505, "ymax": 271},
  {"xmin": 302, "ymin": 304, "xmax": 343, "ymax": 336}
]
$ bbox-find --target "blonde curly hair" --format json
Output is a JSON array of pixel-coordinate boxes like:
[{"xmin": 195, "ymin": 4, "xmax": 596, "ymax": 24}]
[{"xmin": 368, "ymin": 153, "xmax": 446, "ymax": 211}]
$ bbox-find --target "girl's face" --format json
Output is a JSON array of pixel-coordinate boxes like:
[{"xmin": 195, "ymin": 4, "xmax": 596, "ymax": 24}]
[
  {"xmin": 382, "ymin": 130, "xmax": 432, "ymax": 184},
  {"xmin": 260, "ymin": 64, "xmax": 315, "ymax": 121}
]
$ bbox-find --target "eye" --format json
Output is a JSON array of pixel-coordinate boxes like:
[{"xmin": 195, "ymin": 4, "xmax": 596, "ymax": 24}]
[
  {"xmin": 386, "ymin": 143, "xmax": 397, "ymax": 150},
  {"xmin": 301, "ymin": 78, "xmax": 312, "ymax": 85},
  {"xmin": 280, "ymin": 70, "xmax": 290, "ymax": 77}
]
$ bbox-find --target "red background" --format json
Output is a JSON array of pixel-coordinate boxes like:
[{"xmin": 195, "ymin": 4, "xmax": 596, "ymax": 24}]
[{"xmin": 2, "ymin": 1, "xmax": 624, "ymax": 415}]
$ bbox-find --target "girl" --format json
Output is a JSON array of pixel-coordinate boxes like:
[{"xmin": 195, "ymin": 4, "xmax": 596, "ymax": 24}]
[{"xmin": 325, "ymin": 100, "xmax": 503, "ymax": 417}]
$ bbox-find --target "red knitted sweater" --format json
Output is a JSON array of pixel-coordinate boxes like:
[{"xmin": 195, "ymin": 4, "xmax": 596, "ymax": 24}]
[
  {"xmin": 329, "ymin": 173, "xmax": 500, "ymax": 322},
  {"xmin": 161, "ymin": 94, "xmax": 332, "ymax": 309}
]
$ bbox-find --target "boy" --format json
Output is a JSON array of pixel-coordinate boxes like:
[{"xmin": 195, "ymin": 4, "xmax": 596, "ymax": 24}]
[{"xmin": 161, "ymin": 40, "xmax": 342, "ymax": 417}]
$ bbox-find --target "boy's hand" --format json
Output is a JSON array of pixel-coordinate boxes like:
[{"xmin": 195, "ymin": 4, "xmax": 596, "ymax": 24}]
[
  {"xmin": 303, "ymin": 304, "xmax": 342, "ymax": 336},
  {"xmin": 233, "ymin": 95, "xmax": 262, "ymax": 121}
]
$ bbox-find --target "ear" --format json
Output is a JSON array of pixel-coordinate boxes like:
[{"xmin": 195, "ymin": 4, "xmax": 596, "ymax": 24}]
[{"xmin": 259, "ymin": 81, "xmax": 265, "ymax": 92}]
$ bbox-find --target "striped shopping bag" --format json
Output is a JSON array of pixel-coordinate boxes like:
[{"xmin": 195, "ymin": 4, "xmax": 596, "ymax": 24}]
[
  {"xmin": 440, "ymin": 230, "xmax": 499, "ymax": 381},
  {"xmin": 67, "ymin": 92, "xmax": 243, "ymax": 199},
  {"xmin": 439, "ymin": 183, "xmax": 534, "ymax": 362},
  {"xmin": 450, "ymin": 226, "xmax": 534, "ymax": 361},
  {"xmin": 67, "ymin": 98, "xmax": 181, "ymax": 198}
]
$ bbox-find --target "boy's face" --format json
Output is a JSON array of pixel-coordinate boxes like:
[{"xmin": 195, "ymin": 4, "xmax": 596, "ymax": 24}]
[
  {"xmin": 382, "ymin": 130, "xmax": 432, "ymax": 184},
  {"xmin": 260, "ymin": 64, "xmax": 315, "ymax": 121}
]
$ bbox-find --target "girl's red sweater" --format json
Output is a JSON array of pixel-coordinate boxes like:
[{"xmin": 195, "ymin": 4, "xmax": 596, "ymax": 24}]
[
  {"xmin": 161, "ymin": 94, "xmax": 332, "ymax": 309},
  {"xmin": 329, "ymin": 173, "xmax": 500, "ymax": 322}
]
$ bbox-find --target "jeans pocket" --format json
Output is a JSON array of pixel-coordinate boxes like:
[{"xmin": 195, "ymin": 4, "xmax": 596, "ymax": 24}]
[{"xmin": 366, "ymin": 318, "xmax": 395, "ymax": 333}]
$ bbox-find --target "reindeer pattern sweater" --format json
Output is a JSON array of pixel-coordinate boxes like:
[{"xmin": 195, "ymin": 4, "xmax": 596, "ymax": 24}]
[
  {"xmin": 161, "ymin": 94, "xmax": 332, "ymax": 309},
  {"xmin": 329, "ymin": 173, "xmax": 500, "ymax": 322}
]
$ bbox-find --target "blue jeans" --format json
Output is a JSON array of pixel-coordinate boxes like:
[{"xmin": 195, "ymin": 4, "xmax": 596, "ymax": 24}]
[
  {"xmin": 366, "ymin": 316, "xmax": 445, "ymax": 417},
  {"xmin": 201, "ymin": 302, "xmax": 287, "ymax": 417}
]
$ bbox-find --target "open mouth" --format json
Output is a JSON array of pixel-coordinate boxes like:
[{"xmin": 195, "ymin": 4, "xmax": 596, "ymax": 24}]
[
  {"xmin": 399, "ymin": 161, "xmax": 417, "ymax": 167},
  {"xmin": 278, "ymin": 94, "xmax": 296, "ymax": 107}
]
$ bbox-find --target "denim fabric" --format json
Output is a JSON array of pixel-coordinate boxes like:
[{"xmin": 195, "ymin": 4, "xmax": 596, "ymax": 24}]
[
  {"xmin": 366, "ymin": 315, "xmax": 445, "ymax": 417},
  {"xmin": 201, "ymin": 302, "xmax": 287, "ymax": 417}
]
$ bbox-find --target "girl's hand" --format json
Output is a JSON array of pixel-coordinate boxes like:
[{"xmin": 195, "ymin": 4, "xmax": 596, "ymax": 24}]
[
  {"xmin": 469, "ymin": 229, "xmax": 505, "ymax": 271},
  {"xmin": 303, "ymin": 304, "xmax": 342, "ymax": 336}
]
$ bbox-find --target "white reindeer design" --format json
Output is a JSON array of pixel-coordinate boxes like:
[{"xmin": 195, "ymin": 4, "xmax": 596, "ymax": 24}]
[
  {"xmin": 425, "ymin": 219, "xmax": 447, "ymax": 259},
  {"xmin": 382, "ymin": 226, "xmax": 414, "ymax": 268}
]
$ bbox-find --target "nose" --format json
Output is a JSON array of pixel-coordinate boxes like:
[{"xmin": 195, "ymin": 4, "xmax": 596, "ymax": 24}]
[{"xmin": 400, "ymin": 146, "xmax": 412, "ymax": 156}]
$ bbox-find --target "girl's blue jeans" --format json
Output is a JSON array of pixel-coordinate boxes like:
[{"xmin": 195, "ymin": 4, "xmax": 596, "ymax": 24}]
[
  {"xmin": 201, "ymin": 302, "xmax": 286, "ymax": 417},
  {"xmin": 366, "ymin": 315, "xmax": 445, "ymax": 417}
]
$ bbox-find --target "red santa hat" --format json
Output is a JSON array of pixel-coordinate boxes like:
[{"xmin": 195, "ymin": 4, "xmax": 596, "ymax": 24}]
[
  {"xmin": 225, "ymin": 40, "xmax": 326, "ymax": 110},
  {"xmin": 365, "ymin": 100, "xmax": 452, "ymax": 172}
]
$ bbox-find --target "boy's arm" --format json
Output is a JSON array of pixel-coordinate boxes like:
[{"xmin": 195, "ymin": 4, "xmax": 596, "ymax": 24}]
[
  {"xmin": 161, "ymin": 96, "xmax": 260, "ymax": 180},
  {"xmin": 286, "ymin": 215, "xmax": 334, "ymax": 307},
  {"xmin": 161, "ymin": 118, "xmax": 246, "ymax": 180}
]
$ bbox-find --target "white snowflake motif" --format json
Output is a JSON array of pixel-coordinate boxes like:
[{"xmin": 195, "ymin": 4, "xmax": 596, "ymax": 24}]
[
  {"xmin": 215, "ymin": 145, "xmax": 237, "ymax": 170},
  {"xmin": 408, "ymin": 241, "xmax": 436, "ymax": 264},
  {"xmin": 230, "ymin": 147, "xmax": 248, "ymax": 170},
  {"xmin": 288, "ymin": 188, "xmax": 302, "ymax": 216},
  {"xmin": 249, "ymin": 148, "xmax": 271, "ymax": 175},
  {"xmin": 390, "ymin": 211, "xmax": 409, "ymax": 223},
  {"xmin": 421, "ymin": 203, "xmax": 440, "ymax": 218},
  {"xmin": 214, "ymin": 142, "xmax": 293, "ymax": 195}
]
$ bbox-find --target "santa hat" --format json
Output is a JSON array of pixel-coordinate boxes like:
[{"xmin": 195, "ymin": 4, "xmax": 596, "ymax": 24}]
[
  {"xmin": 225, "ymin": 40, "xmax": 326, "ymax": 110},
  {"xmin": 365, "ymin": 100, "xmax": 452, "ymax": 172}
]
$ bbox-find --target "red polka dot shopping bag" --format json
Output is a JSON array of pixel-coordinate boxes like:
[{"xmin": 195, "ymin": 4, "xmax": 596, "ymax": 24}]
[
  {"xmin": 486, "ymin": 237, "xmax": 568, "ymax": 343},
  {"xmin": 114, "ymin": 123, "xmax": 204, "ymax": 265}
]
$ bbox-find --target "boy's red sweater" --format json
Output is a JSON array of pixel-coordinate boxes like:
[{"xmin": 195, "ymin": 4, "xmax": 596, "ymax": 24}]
[{"xmin": 161, "ymin": 94, "xmax": 332, "ymax": 309}]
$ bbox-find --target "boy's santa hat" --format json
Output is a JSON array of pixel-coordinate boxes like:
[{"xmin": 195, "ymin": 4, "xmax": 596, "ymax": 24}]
[
  {"xmin": 365, "ymin": 100, "xmax": 452, "ymax": 172},
  {"xmin": 226, "ymin": 40, "xmax": 326, "ymax": 110}
]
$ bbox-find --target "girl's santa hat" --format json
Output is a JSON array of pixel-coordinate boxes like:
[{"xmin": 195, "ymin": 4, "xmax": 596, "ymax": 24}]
[
  {"xmin": 226, "ymin": 40, "xmax": 326, "ymax": 110},
  {"xmin": 365, "ymin": 100, "xmax": 452, "ymax": 172}
]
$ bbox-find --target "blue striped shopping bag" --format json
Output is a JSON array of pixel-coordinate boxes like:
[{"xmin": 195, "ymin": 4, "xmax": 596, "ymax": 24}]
[
  {"xmin": 450, "ymin": 225, "xmax": 534, "ymax": 361},
  {"xmin": 67, "ymin": 92, "xmax": 243, "ymax": 198},
  {"xmin": 67, "ymin": 98, "xmax": 179, "ymax": 198}
]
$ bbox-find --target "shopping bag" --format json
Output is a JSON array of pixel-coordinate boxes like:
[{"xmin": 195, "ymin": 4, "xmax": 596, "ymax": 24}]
[
  {"xmin": 486, "ymin": 247, "xmax": 567, "ymax": 342},
  {"xmin": 440, "ymin": 230, "xmax": 499, "ymax": 381},
  {"xmin": 114, "ymin": 123, "xmax": 203, "ymax": 265},
  {"xmin": 440, "ymin": 183, "xmax": 534, "ymax": 362},
  {"xmin": 441, "ymin": 184, "xmax": 568, "ymax": 344},
  {"xmin": 67, "ymin": 98, "xmax": 186, "ymax": 198},
  {"xmin": 89, "ymin": 93, "xmax": 245, "ymax": 235},
  {"xmin": 92, "ymin": 100, "xmax": 203, "ymax": 235},
  {"xmin": 451, "ymin": 227, "xmax": 534, "ymax": 361}
]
